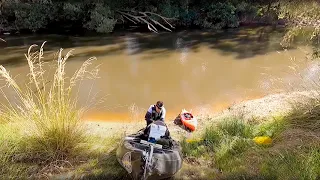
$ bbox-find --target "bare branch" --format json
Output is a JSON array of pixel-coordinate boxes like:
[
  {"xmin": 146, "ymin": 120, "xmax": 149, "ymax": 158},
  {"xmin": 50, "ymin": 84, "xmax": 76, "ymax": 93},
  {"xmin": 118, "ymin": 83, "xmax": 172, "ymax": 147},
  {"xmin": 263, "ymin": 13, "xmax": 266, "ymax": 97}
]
[
  {"xmin": 138, "ymin": 11, "xmax": 172, "ymax": 32},
  {"xmin": 147, "ymin": 24, "xmax": 158, "ymax": 33},
  {"xmin": 121, "ymin": 14, "xmax": 137, "ymax": 24},
  {"xmin": 116, "ymin": 10, "xmax": 175, "ymax": 33},
  {"xmin": 137, "ymin": 16, "xmax": 158, "ymax": 32},
  {"xmin": 148, "ymin": 17, "xmax": 172, "ymax": 32},
  {"xmin": 144, "ymin": 11, "xmax": 176, "ymax": 28},
  {"xmin": 119, "ymin": 15, "xmax": 125, "ymax": 24}
]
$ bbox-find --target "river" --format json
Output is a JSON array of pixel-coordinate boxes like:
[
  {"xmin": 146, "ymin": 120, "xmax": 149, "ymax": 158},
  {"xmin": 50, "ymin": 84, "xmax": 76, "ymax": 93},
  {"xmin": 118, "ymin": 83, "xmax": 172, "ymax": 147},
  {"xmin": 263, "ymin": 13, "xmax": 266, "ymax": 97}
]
[{"xmin": 0, "ymin": 26, "xmax": 314, "ymax": 122}]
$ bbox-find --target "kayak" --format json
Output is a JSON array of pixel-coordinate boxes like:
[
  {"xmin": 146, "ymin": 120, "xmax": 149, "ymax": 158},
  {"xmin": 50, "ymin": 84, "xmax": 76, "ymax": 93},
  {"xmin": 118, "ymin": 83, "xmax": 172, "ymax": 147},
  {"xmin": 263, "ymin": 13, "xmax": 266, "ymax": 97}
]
[
  {"xmin": 116, "ymin": 129, "xmax": 183, "ymax": 180},
  {"xmin": 174, "ymin": 109, "xmax": 198, "ymax": 132}
]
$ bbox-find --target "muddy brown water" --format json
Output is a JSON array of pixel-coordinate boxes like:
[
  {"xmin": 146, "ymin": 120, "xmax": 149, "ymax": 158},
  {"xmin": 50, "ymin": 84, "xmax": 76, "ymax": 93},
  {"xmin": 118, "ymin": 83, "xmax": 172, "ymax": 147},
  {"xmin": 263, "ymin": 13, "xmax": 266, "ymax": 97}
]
[{"xmin": 0, "ymin": 27, "xmax": 314, "ymax": 122}]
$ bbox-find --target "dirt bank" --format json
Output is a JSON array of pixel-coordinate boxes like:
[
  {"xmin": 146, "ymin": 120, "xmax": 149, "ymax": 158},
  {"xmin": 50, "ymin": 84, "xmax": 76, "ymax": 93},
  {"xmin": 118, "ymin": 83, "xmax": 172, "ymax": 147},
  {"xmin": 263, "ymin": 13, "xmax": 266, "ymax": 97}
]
[
  {"xmin": 210, "ymin": 90, "xmax": 319, "ymax": 123},
  {"xmin": 79, "ymin": 90, "xmax": 319, "ymax": 179}
]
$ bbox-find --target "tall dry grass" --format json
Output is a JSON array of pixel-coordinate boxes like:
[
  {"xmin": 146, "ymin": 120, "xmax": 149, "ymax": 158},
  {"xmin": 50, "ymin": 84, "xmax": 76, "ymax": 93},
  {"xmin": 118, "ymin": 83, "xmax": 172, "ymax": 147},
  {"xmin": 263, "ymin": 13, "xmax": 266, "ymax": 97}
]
[{"xmin": 0, "ymin": 42, "xmax": 99, "ymax": 178}]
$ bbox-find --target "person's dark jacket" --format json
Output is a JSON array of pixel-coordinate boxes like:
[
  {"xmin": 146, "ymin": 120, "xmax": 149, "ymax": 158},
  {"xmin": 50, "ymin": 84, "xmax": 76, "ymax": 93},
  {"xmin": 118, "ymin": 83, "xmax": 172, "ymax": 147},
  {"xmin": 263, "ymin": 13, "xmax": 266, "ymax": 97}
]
[{"xmin": 145, "ymin": 105, "xmax": 166, "ymax": 125}]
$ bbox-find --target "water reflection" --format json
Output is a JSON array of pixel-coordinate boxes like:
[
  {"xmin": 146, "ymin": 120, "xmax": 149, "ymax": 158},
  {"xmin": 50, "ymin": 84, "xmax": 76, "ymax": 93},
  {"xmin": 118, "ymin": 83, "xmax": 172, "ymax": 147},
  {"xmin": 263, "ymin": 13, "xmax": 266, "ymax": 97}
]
[
  {"xmin": 125, "ymin": 35, "xmax": 140, "ymax": 76},
  {"xmin": 175, "ymin": 37, "xmax": 189, "ymax": 65}
]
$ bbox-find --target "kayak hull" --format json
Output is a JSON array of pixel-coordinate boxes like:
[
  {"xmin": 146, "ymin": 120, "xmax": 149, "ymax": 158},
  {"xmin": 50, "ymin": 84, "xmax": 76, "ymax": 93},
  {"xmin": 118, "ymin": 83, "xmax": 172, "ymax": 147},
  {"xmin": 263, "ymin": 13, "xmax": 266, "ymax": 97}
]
[{"xmin": 174, "ymin": 110, "xmax": 197, "ymax": 132}]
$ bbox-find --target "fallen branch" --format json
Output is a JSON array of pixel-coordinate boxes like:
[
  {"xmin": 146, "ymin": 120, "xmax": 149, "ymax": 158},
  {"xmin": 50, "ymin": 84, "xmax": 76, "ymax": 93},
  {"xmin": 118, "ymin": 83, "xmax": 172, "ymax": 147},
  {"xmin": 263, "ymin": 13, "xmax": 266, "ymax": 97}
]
[
  {"xmin": 139, "ymin": 11, "xmax": 173, "ymax": 32},
  {"xmin": 143, "ymin": 11, "xmax": 175, "ymax": 28},
  {"xmin": 116, "ymin": 10, "xmax": 175, "ymax": 33}
]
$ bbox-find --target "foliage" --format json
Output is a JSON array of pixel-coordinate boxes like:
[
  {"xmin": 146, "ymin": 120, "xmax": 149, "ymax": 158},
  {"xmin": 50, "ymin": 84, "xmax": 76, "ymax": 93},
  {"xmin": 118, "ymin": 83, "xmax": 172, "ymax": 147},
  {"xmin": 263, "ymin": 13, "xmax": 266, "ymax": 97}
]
[
  {"xmin": 2, "ymin": 1, "xmax": 54, "ymax": 32},
  {"xmin": 195, "ymin": 2, "xmax": 239, "ymax": 29},
  {"xmin": 279, "ymin": 1, "xmax": 320, "ymax": 59},
  {"xmin": 0, "ymin": 0, "xmax": 282, "ymax": 33},
  {"xmin": 84, "ymin": 4, "xmax": 116, "ymax": 33}
]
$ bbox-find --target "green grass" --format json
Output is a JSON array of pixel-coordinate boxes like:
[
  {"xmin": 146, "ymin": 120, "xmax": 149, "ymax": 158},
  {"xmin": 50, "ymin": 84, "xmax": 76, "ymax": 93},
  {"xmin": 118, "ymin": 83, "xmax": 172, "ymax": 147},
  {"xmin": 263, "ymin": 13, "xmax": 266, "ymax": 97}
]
[
  {"xmin": 58, "ymin": 134, "xmax": 130, "ymax": 180},
  {"xmin": 0, "ymin": 123, "xmax": 30, "ymax": 179},
  {"xmin": 181, "ymin": 111, "xmax": 320, "ymax": 180},
  {"xmin": 259, "ymin": 147, "xmax": 320, "ymax": 180},
  {"xmin": 253, "ymin": 116, "xmax": 288, "ymax": 138}
]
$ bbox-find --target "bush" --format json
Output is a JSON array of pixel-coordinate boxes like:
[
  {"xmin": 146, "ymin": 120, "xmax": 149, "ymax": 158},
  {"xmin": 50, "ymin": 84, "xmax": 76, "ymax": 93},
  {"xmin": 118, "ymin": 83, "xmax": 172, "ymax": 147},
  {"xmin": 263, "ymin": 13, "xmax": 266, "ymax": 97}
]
[
  {"xmin": 84, "ymin": 4, "xmax": 116, "ymax": 33},
  {"xmin": 194, "ymin": 2, "xmax": 239, "ymax": 29},
  {"xmin": 0, "ymin": 42, "xmax": 99, "ymax": 177},
  {"xmin": 5, "ymin": 1, "xmax": 54, "ymax": 32}
]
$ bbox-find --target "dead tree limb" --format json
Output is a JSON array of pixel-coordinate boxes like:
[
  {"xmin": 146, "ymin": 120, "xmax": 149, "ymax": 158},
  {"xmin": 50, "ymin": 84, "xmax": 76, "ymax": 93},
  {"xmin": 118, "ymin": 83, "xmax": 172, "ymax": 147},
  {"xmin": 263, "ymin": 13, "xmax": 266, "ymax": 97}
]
[
  {"xmin": 116, "ymin": 10, "xmax": 176, "ymax": 33},
  {"xmin": 143, "ymin": 11, "xmax": 175, "ymax": 29}
]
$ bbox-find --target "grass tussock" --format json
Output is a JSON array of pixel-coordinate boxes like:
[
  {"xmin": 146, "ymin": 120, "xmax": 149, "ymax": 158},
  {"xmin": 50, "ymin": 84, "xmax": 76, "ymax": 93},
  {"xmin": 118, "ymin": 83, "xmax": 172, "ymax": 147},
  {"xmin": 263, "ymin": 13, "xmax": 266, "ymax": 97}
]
[
  {"xmin": 287, "ymin": 98, "xmax": 320, "ymax": 132},
  {"xmin": 258, "ymin": 147, "xmax": 320, "ymax": 180},
  {"xmin": 0, "ymin": 42, "xmax": 101, "ymax": 178}
]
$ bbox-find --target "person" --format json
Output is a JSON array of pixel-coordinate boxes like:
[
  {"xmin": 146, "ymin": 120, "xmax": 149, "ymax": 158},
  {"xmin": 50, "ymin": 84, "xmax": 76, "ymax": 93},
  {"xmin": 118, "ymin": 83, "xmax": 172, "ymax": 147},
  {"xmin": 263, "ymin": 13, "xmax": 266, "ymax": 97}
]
[{"xmin": 144, "ymin": 101, "xmax": 166, "ymax": 126}]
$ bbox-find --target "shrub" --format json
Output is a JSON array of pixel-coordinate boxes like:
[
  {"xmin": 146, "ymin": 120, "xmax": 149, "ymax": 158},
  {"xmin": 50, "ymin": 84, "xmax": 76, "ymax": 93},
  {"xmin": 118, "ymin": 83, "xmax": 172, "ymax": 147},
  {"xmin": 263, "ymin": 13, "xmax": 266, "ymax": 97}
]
[{"xmin": 0, "ymin": 42, "xmax": 99, "ymax": 177}]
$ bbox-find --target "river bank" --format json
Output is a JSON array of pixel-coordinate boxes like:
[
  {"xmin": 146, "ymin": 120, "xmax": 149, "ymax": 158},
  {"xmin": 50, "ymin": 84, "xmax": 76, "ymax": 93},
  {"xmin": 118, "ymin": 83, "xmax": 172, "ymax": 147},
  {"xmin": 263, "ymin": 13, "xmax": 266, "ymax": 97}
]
[
  {"xmin": 1, "ymin": 80, "xmax": 319, "ymax": 179},
  {"xmin": 71, "ymin": 89, "xmax": 320, "ymax": 180},
  {"xmin": 84, "ymin": 90, "xmax": 319, "ymax": 140}
]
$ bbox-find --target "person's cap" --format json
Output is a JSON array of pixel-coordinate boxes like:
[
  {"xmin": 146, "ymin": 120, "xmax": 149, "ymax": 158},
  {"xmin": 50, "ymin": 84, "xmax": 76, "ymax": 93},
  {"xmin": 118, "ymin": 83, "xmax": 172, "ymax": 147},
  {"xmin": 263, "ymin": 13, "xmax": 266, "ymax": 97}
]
[{"xmin": 156, "ymin": 101, "xmax": 163, "ymax": 109}]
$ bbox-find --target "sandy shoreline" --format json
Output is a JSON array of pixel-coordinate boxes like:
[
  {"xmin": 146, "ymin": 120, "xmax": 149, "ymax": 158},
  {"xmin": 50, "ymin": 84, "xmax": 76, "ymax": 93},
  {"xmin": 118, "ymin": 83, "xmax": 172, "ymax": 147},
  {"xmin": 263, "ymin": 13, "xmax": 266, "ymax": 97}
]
[
  {"xmin": 212, "ymin": 90, "xmax": 318, "ymax": 122},
  {"xmin": 84, "ymin": 90, "xmax": 319, "ymax": 139}
]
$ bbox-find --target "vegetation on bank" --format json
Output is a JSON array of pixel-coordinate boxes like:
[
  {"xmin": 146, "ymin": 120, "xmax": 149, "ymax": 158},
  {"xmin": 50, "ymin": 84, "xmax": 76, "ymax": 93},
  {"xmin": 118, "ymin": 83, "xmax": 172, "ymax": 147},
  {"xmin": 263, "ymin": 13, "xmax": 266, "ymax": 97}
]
[
  {"xmin": 2, "ymin": 0, "xmax": 320, "ymax": 177},
  {"xmin": 279, "ymin": 1, "xmax": 320, "ymax": 59},
  {"xmin": 0, "ymin": 0, "xmax": 284, "ymax": 34},
  {"xmin": 0, "ymin": 42, "xmax": 105, "ymax": 179},
  {"xmin": 180, "ymin": 97, "xmax": 320, "ymax": 179}
]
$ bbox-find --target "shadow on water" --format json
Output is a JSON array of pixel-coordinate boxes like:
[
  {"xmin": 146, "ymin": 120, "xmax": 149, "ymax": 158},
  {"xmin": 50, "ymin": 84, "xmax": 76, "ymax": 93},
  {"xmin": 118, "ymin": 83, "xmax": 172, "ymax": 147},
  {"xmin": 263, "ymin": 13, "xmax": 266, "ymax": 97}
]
[
  {"xmin": 135, "ymin": 27, "xmax": 288, "ymax": 56},
  {"xmin": 0, "ymin": 26, "xmax": 293, "ymax": 67}
]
